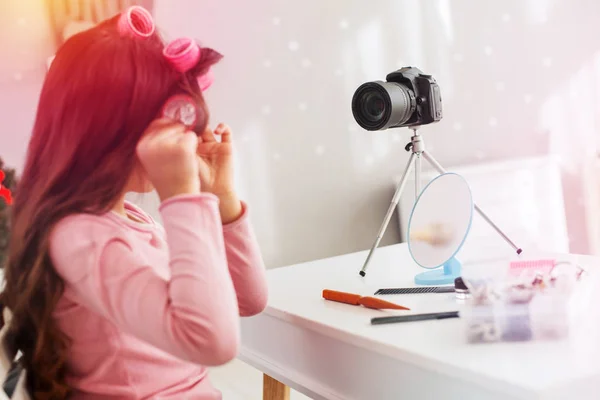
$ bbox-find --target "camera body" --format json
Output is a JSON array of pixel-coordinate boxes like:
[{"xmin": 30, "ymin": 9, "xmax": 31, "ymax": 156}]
[
  {"xmin": 386, "ymin": 67, "xmax": 443, "ymax": 127},
  {"xmin": 351, "ymin": 67, "xmax": 443, "ymax": 131}
]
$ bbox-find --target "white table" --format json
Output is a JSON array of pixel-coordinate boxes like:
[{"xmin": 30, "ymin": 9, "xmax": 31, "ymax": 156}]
[{"xmin": 240, "ymin": 243, "xmax": 600, "ymax": 400}]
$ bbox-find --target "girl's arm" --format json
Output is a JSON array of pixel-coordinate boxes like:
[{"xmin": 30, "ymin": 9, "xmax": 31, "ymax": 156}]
[
  {"xmin": 50, "ymin": 194, "xmax": 240, "ymax": 366},
  {"xmin": 220, "ymin": 197, "xmax": 268, "ymax": 317}
]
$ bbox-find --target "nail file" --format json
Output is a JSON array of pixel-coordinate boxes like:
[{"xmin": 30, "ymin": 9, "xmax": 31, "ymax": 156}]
[
  {"xmin": 322, "ymin": 289, "xmax": 410, "ymax": 310},
  {"xmin": 374, "ymin": 287, "xmax": 455, "ymax": 295}
]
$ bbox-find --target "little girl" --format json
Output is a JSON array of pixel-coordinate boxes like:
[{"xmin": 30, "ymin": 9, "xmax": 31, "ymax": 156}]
[{"xmin": 2, "ymin": 6, "xmax": 268, "ymax": 399}]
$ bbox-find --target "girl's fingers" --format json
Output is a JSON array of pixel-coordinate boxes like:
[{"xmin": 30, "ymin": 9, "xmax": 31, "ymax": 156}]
[
  {"xmin": 178, "ymin": 130, "xmax": 199, "ymax": 150},
  {"xmin": 143, "ymin": 119, "xmax": 187, "ymax": 144},
  {"xmin": 200, "ymin": 129, "xmax": 217, "ymax": 143},
  {"xmin": 220, "ymin": 131, "xmax": 232, "ymax": 143},
  {"xmin": 147, "ymin": 118, "xmax": 182, "ymax": 134},
  {"xmin": 137, "ymin": 122, "xmax": 190, "ymax": 157},
  {"xmin": 213, "ymin": 123, "xmax": 228, "ymax": 134},
  {"xmin": 214, "ymin": 123, "xmax": 232, "ymax": 143}
]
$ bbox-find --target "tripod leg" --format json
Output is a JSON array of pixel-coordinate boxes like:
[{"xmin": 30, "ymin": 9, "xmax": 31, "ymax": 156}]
[
  {"xmin": 415, "ymin": 153, "xmax": 422, "ymax": 199},
  {"xmin": 421, "ymin": 150, "xmax": 523, "ymax": 255},
  {"xmin": 360, "ymin": 153, "xmax": 416, "ymax": 276},
  {"xmin": 471, "ymin": 204, "xmax": 522, "ymax": 253}
]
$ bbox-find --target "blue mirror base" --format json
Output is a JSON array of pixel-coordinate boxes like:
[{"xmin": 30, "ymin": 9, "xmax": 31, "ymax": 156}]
[{"xmin": 414, "ymin": 257, "xmax": 462, "ymax": 286}]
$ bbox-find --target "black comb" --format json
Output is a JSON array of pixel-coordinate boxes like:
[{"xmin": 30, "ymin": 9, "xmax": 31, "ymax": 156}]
[{"xmin": 374, "ymin": 287, "xmax": 455, "ymax": 295}]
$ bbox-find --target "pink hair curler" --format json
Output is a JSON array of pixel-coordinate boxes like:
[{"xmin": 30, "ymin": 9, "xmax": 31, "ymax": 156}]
[
  {"xmin": 163, "ymin": 37, "xmax": 215, "ymax": 91},
  {"xmin": 163, "ymin": 38, "xmax": 201, "ymax": 72},
  {"xmin": 161, "ymin": 94, "xmax": 198, "ymax": 128},
  {"xmin": 118, "ymin": 6, "xmax": 155, "ymax": 38},
  {"xmin": 197, "ymin": 68, "xmax": 214, "ymax": 91}
]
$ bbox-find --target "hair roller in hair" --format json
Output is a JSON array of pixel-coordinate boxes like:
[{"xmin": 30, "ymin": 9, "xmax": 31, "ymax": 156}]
[
  {"xmin": 164, "ymin": 38, "xmax": 201, "ymax": 72},
  {"xmin": 161, "ymin": 94, "xmax": 198, "ymax": 128},
  {"xmin": 118, "ymin": 6, "xmax": 155, "ymax": 38},
  {"xmin": 196, "ymin": 68, "xmax": 214, "ymax": 92},
  {"xmin": 164, "ymin": 37, "xmax": 215, "ymax": 91}
]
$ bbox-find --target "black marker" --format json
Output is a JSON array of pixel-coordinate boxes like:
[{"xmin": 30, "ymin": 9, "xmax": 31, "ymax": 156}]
[{"xmin": 371, "ymin": 311, "xmax": 460, "ymax": 325}]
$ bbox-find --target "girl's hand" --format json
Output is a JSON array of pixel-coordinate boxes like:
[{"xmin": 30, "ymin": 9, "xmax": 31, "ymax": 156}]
[
  {"xmin": 137, "ymin": 119, "xmax": 200, "ymax": 202},
  {"xmin": 196, "ymin": 123, "xmax": 235, "ymax": 197},
  {"xmin": 197, "ymin": 123, "xmax": 243, "ymax": 223}
]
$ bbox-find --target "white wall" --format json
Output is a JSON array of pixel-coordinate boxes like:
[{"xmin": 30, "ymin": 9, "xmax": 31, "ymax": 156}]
[{"xmin": 2, "ymin": 0, "xmax": 600, "ymax": 268}]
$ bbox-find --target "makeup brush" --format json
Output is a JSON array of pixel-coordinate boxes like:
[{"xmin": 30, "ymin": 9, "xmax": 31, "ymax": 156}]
[{"xmin": 410, "ymin": 222, "xmax": 454, "ymax": 246}]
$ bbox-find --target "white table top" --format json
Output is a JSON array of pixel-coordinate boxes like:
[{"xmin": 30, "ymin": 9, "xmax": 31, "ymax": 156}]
[{"xmin": 263, "ymin": 243, "xmax": 600, "ymax": 397}]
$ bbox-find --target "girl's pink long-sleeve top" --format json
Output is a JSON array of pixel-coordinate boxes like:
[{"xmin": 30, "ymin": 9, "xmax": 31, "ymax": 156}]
[{"xmin": 48, "ymin": 194, "xmax": 268, "ymax": 399}]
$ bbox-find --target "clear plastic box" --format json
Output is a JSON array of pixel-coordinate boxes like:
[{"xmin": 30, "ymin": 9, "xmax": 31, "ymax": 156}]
[
  {"xmin": 462, "ymin": 290, "xmax": 571, "ymax": 343},
  {"xmin": 459, "ymin": 257, "xmax": 595, "ymax": 344}
]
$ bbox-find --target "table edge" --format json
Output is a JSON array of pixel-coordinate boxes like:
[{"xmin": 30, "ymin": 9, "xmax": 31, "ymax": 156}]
[{"xmin": 260, "ymin": 306, "xmax": 540, "ymax": 395}]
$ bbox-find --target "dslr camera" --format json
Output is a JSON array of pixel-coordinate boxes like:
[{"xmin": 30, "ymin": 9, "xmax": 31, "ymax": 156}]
[{"xmin": 351, "ymin": 67, "xmax": 443, "ymax": 131}]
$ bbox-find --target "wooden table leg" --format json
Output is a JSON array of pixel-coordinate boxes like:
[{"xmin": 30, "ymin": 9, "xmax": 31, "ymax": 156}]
[{"xmin": 263, "ymin": 373, "xmax": 290, "ymax": 400}]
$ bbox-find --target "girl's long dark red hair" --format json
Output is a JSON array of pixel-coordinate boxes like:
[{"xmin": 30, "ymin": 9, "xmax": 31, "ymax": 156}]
[{"xmin": 1, "ymin": 14, "xmax": 221, "ymax": 399}]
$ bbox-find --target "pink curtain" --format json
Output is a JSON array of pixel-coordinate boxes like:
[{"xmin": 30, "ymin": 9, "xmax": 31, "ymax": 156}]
[{"xmin": 47, "ymin": 0, "xmax": 155, "ymax": 47}]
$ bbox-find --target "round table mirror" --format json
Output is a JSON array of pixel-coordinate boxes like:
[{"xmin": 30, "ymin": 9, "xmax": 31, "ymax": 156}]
[{"xmin": 408, "ymin": 172, "xmax": 474, "ymax": 285}]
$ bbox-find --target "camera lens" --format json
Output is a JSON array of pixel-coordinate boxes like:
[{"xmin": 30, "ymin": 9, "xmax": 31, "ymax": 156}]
[
  {"xmin": 351, "ymin": 81, "xmax": 416, "ymax": 131},
  {"xmin": 361, "ymin": 92, "xmax": 386, "ymax": 123}
]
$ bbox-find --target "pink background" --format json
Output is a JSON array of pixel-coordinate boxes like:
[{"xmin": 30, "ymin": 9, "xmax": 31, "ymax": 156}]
[{"xmin": 1, "ymin": 0, "xmax": 600, "ymax": 268}]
